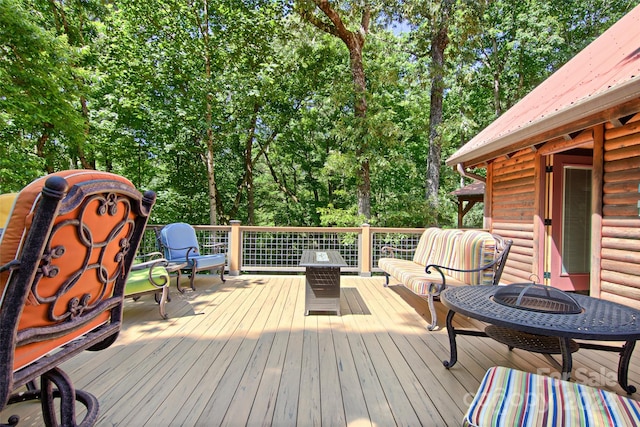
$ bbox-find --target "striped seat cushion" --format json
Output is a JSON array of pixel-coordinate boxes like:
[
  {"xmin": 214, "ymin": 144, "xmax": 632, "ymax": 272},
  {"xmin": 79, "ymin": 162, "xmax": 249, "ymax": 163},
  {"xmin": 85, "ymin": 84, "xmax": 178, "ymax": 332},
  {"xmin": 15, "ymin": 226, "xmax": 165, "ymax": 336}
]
[
  {"xmin": 412, "ymin": 227, "xmax": 442, "ymax": 265},
  {"xmin": 464, "ymin": 366, "xmax": 640, "ymax": 426},
  {"xmin": 450, "ymin": 230, "xmax": 498, "ymax": 285},
  {"xmin": 377, "ymin": 258, "xmax": 464, "ymax": 295}
]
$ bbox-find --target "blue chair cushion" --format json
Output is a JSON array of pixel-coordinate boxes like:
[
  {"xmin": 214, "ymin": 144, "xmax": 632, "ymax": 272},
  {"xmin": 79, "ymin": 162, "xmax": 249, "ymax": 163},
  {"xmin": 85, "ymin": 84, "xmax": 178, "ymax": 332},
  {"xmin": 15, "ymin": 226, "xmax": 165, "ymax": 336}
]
[
  {"xmin": 160, "ymin": 222, "xmax": 200, "ymax": 260},
  {"xmin": 187, "ymin": 253, "xmax": 225, "ymax": 269}
]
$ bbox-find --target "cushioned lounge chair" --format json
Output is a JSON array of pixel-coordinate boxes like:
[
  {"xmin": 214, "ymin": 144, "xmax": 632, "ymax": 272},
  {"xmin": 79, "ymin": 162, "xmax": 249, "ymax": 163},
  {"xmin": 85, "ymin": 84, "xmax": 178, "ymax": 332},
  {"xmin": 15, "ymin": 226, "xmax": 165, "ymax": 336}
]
[
  {"xmin": 125, "ymin": 252, "xmax": 170, "ymax": 319},
  {"xmin": 0, "ymin": 170, "xmax": 155, "ymax": 426},
  {"xmin": 159, "ymin": 222, "xmax": 226, "ymax": 292}
]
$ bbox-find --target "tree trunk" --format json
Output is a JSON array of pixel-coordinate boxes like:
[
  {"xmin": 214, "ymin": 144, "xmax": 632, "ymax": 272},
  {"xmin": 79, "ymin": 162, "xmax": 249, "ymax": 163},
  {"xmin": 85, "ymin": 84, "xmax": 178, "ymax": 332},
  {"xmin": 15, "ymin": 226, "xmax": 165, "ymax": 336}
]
[
  {"xmin": 349, "ymin": 40, "xmax": 371, "ymax": 219},
  {"xmin": 77, "ymin": 95, "xmax": 93, "ymax": 169},
  {"xmin": 200, "ymin": 0, "xmax": 217, "ymax": 225},
  {"xmin": 301, "ymin": 0, "xmax": 371, "ymax": 219},
  {"xmin": 425, "ymin": 6, "xmax": 451, "ymax": 205},
  {"xmin": 37, "ymin": 123, "xmax": 54, "ymax": 174},
  {"xmin": 245, "ymin": 103, "xmax": 260, "ymax": 225},
  {"xmin": 493, "ymin": 38, "xmax": 502, "ymax": 116}
]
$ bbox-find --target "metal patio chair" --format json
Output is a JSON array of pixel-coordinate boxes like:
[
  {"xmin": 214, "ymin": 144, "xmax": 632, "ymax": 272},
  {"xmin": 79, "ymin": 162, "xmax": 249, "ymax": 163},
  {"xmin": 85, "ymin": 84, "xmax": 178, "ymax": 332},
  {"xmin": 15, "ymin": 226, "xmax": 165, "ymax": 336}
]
[
  {"xmin": 0, "ymin": 170, "xmax": 155, "ymax": 426},
  {"xmin": 159, "ymin": 222, "xmax": 226, "ymax": 292},
  {"xmin": 125, "ymin": 252, "xmax": 170, "ymax": 319}
]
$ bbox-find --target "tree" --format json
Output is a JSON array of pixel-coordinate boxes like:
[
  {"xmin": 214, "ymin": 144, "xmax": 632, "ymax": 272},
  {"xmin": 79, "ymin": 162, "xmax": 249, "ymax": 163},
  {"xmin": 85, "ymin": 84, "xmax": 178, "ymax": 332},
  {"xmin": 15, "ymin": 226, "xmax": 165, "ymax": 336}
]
[
  {"xmin": 0, "ymin": 0, "xmax": 88, "ymax": 182},
  {"xmin": 99, "ymin": 0, "xmax": 285, "ymax": 224},
  {"xmin": 3, "ymin": 0, "xmax": 635, "ymax": 229},
  {"xmin": 403, "ymin": 0, "xmax": 475, "ymax": 208},
  {"xmin": 296, "ymin": 0, "xmax": 373, "ymax": 219}
]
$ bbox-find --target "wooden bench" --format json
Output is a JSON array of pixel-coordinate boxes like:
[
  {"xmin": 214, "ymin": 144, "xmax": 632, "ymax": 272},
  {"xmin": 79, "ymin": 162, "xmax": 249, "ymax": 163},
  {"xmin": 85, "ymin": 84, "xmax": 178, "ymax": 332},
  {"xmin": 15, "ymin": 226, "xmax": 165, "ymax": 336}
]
[{"xmin": 378, "ymin": 228, "xmax": 512, "ymax": 330}]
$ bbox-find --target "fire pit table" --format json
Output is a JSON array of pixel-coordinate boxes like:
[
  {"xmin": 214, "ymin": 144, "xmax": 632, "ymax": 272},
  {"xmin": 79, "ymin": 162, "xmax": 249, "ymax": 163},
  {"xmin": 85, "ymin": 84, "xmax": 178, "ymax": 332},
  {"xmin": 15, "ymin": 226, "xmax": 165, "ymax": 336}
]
[
  {"xmin": 300, "ymin": 250, "xmax": 347, "ymax": 316},
  {"xmin": 440, "ymin": 284, "xmax": 640, "ymax": 394}
]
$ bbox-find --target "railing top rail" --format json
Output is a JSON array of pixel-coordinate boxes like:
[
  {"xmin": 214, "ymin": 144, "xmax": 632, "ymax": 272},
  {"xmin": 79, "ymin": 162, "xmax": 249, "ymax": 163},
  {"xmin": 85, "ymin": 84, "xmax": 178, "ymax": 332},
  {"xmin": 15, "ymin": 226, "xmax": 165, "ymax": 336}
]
[
  {"xmin": 369, "ymin": 227, "xmax": 428, "ymax": 233},
  {"xmin": 239, "ymin": 226, "xmax": 363, "ymax": 233},
  {"xmin": 191, "ymin": 225, "xmax": 232, "ymax": 231},
  {"xmin": 148, "ymin": 224, "xmax": 232, "ymax": 231},
  {"xmin": 150, "ymin": 224, "xmax": 439, "ymax": 234},
  {"xmin": 369, "ymin": 227, "xmax": 489, "ymax": 233}
]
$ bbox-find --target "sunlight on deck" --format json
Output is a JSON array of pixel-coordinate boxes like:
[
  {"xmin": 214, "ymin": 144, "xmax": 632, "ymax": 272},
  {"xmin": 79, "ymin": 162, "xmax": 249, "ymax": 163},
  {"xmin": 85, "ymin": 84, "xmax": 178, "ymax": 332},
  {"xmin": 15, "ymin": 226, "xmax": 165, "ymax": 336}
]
[{"xmin": 2, "ymin": 275, "xmax": 640, "ymax": 426}]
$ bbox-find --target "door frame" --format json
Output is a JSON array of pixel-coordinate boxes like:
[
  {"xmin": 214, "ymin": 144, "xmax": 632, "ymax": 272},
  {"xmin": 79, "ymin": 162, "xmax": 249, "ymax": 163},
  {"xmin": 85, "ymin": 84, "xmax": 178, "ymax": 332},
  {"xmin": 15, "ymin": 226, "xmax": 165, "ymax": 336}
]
[{"xmin": 543, "ymin": 153, "xmax": 593, "ymax": 291}]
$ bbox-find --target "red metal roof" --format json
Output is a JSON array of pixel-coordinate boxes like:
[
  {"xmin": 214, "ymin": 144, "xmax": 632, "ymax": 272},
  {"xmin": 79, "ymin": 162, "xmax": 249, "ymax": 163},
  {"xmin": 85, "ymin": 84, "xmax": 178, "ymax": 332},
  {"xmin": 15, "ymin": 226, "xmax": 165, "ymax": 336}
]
[{"xmin": 447, "ymin": 5, "xmax": 640, "ymax": 167}]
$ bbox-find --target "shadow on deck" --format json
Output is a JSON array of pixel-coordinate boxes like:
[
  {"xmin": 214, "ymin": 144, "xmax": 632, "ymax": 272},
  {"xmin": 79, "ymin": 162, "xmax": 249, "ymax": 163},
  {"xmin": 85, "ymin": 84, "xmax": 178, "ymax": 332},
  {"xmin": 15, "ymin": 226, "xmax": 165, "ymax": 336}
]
[{"xmin": 3, "ymin": 275, "xmax": 639, "ymax": 426}]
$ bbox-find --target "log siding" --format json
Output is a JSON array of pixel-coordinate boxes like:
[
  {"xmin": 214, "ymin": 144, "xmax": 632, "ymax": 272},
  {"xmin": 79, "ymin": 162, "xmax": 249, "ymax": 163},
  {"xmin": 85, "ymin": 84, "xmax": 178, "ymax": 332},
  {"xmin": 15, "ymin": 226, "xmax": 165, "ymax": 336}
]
[
  {"xmin": 489, "ymin": 150, "xmax": 537, "ymax": 283},
  {"xmin": 600, "ymin": 113, "xmax": 640, "ymax": 307}
]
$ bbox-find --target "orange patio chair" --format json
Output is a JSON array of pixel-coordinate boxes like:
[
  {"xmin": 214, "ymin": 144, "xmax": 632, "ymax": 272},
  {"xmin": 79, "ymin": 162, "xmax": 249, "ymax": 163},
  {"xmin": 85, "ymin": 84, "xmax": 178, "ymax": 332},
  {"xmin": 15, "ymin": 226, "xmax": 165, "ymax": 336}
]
[{"xmin": 0, "ymin": 170, "xmax": 155, "ymax": 426}]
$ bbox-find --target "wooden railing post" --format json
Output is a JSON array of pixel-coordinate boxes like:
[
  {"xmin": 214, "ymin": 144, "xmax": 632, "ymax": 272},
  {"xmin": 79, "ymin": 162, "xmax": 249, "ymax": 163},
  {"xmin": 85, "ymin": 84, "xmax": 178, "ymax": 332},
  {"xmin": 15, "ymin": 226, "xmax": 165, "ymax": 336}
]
[
  {"xmin": 359, "ymin": 223, "xmax": 372, "ymax": 277},
  {"xmin": 229, "ymin": 220, "xmax": 242, "ymax": 276}
]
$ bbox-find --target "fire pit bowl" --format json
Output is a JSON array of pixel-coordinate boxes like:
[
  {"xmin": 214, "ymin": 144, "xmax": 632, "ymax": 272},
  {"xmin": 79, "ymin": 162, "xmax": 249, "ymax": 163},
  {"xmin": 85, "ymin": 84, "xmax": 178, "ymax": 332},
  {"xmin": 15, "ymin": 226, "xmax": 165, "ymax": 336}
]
[{"xmin": 493, "ymin": 283, "xmax": 582, "ymax": 314}]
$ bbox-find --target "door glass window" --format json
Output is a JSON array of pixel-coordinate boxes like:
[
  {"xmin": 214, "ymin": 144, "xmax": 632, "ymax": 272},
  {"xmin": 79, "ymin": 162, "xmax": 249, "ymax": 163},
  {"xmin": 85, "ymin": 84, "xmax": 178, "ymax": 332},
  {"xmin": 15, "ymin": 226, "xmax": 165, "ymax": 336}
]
[{"xmin": 562, "ymin": 167, "xmax": 592, "ymax": 274}]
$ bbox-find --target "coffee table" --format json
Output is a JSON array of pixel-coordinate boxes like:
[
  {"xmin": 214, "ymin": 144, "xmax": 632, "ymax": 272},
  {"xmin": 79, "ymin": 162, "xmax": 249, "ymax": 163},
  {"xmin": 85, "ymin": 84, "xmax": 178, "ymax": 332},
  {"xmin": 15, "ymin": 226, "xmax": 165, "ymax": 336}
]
[
  {"xmin": 440, "ymin": 285, "xmax": 640, "ymax": 393},
  {"xmin": 299, "ymin": 250, "xmax": 347, "ymax": 315}
]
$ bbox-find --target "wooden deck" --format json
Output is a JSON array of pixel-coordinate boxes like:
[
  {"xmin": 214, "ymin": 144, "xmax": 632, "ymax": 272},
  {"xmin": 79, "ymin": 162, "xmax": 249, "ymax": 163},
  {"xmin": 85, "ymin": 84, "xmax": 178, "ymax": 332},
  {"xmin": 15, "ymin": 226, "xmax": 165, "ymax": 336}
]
[{"xmin": 4, "ymin": 275, "xmax": 640, "ymax": 426}]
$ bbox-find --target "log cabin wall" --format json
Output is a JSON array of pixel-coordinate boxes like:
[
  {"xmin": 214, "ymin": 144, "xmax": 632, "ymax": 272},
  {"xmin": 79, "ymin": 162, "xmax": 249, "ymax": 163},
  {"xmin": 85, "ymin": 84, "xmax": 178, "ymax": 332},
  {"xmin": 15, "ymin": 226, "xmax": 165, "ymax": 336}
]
[
  {"xmin": 488, "ymin": 149, "xmax": 538, "ymax": 283},
  {"xmin": 599, "ymin": 112, "xmax": 640, "ymax": 308}
]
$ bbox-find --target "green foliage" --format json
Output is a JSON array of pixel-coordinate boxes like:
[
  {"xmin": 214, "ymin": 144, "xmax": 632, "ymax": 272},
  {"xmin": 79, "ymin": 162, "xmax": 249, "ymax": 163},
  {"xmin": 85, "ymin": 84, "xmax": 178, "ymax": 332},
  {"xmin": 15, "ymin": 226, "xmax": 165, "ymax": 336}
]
[
  {"xmin": 1, "ymin": 0, "xmax": 635, "ymax": 228},
  {"xmin": 0, "ymin": 0, "xmax": 88, "ymax": 177}
]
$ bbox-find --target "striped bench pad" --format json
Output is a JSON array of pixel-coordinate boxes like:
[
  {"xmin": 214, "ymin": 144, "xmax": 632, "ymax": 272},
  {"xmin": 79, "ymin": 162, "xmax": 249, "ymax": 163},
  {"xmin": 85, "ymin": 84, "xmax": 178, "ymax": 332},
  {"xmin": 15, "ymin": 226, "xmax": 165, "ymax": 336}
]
[
  {"xmin": 450, "ymin": 230, "xmax": 498, "ymax": 286},
  {"xmin": 464, "ymin": 366, "xmax": 640, "ymax": 427},
  {"xmin": 377, "ymin": 258, "xmax": 465, "ymax": 295},
  {"xmin": 412, "ymin": 227, "xmax": 442, "ymax": 264},
  {"xmin": 425, "ymin": 228, "xmax": 463, "ymax": 266}
]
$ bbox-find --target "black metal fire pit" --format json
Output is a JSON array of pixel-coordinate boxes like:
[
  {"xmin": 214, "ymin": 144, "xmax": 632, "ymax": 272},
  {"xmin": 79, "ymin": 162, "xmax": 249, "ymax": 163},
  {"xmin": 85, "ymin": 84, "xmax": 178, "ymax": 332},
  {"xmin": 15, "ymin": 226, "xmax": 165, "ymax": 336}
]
[{"xmin": 492, "ymin": 282, "xmax": 582, "ymax": 315}]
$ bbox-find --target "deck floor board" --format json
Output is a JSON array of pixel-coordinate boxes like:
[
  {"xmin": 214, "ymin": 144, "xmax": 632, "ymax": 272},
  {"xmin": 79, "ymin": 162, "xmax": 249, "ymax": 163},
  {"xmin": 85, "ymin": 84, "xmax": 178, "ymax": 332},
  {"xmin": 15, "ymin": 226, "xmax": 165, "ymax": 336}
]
[{"xmin": 3, "ymin": 275, "xmax": 640, "ymax": 426}]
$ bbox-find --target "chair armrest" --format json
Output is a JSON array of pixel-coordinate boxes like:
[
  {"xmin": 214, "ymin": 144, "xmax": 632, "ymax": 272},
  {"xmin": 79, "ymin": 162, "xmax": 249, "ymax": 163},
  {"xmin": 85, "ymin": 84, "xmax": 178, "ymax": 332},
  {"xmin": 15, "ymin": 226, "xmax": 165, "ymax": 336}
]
[
  {"xmin": 423, "ymin": 264, "xmax": 448, "ymax": 295},
  {"xmin": 130, "ymin": 257, "xmax": 169, "ymax": 288},
  {"xmin": 163, "ymin": 244, "xmax": 198, "ymax": 252},
  {"xmin": 425, "ymin": 237, "xmax": 513, "ymax": 293},
  {"xmin": 426, "ymin": 259, "xmax": 499, "ymax": 276},
  {"xmin": 0, "ymin": 259, "xmax": 19, "ymax": 273},
  {"xmin": 162, "ymin": 244, "xmax": 199, "ymax": 260},
  {"xmin": 202, "ymin": 242, "xmax": 226, "ymax": 253},
  {"xmin": 131, "ymin": 257, "xmax": 168, "ymax": 271},
  {"xmin": 135, "ymin": 252, "xmax": 164, "ymax": 263},
  {"xmin": 380, "ymin": 246, "xmax": 415, "ymax": 258}
]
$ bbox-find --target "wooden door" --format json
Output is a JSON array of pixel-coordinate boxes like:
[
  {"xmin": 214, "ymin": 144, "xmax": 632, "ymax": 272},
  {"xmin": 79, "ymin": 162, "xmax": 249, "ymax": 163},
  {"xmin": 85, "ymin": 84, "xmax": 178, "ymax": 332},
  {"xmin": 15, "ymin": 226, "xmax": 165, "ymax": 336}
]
[{"xmin": 548, "ymin": 154, "xmax": 593, "ymax": 291}]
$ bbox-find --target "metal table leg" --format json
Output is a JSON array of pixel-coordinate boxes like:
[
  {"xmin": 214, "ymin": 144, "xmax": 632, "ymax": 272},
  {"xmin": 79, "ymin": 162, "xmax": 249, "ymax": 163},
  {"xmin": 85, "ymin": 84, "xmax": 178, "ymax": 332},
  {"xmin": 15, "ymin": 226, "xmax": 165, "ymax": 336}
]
[
  {"xmin": 443, "ymin": 310, "xmax": 458, "ymax": 369},
  {"xmin": 559, "ymin": 337, "xmax": 573, "ymax": 381},
  {"xmin": 619, "ymin": 340, "xmax": 637, "ymax": 394}
]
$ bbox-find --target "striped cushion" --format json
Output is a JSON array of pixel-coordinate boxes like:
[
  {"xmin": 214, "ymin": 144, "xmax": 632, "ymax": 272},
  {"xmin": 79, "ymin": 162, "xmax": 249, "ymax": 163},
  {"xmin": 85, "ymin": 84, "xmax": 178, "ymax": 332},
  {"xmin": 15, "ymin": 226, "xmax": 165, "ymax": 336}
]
[
  {"xmin": 426, "ymin": 229, "xmax": 463, "ymax": 267},
  {"xmin": 412, "ymin": 227, "xmax": 442, "ymax": 265},
  {"xmin": 450, "ymin": 230, "xmax": 497, "ymax": 285},
  {"xmin": 377, "ymin": 258, "xmax": 464, "ymax": 295},
  {"xmin": 405, "ymin": 268, "xmax": 465, "ymax": 295},
  {"xmin": 464, "ymin": 366, "xmax": 640, "ymax": 427}
]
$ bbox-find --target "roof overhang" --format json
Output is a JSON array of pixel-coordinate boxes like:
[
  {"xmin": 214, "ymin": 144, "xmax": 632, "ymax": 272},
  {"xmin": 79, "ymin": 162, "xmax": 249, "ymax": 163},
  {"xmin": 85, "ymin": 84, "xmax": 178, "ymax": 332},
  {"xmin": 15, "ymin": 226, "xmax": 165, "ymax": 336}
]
[
  {"xmin": 446, "ymin": 78, "xmax": 640, "ymax": 168},
  {"xmin": 446, "ymin": 5, "xmax": 640, "ymax": 169}
]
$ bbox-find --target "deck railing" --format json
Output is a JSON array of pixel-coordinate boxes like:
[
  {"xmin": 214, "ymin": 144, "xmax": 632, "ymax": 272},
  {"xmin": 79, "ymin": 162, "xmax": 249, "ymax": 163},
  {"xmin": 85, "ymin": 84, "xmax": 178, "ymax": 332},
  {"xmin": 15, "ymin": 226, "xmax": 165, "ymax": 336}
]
[{"xmin": 141, "ymin": 222, "xmax": 426, "ymax": 276}]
